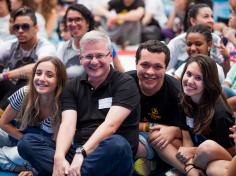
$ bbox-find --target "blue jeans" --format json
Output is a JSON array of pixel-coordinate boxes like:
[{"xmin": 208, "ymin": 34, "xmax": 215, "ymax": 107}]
[
  {"xmin": 18, "ymin": 134, "xmax": 133, "ymax": 176},
  {"xmin": 222, "ymin": 86, "xmax": 236, "ymax": 98},
  {"xmin": 0, "ymin": 127, "xmax": 41, "ymax": 172}
]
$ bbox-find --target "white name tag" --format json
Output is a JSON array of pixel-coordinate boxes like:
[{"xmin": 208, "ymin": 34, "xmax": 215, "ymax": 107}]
[
  {"xmin": 98, "ymin": 97, "xmax": 112, "ymax": 109},
  {"xmin": 186, "ymin": 116, "xmax": 194, "ymax": 128}
]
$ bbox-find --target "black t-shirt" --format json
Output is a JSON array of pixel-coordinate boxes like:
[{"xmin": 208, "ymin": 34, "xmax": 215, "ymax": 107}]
[
  {"xmin": 128, "ymin": 70, "xmax": 182, "ymax": 126},
  {"xmin": 180, "ymin": 100, "xmax": 235, "ymax": 148},
  {"xmin": 108, "ymin": 0, "xmax": 144, "ymax": 14},
  {"xmin": 61, "ymin": 68, "xmax": 140, "ymax": 155}
]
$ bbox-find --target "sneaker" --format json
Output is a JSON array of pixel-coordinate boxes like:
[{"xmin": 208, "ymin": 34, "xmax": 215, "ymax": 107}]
[{"xmin": 133, "ymin": 158, "xmax": 157, "ymax": 176}]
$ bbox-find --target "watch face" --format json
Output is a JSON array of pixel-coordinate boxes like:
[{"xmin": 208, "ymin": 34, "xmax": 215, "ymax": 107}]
[{"xmin": 76, "ymin": 148, "xmax": 81, "ymax": 153}]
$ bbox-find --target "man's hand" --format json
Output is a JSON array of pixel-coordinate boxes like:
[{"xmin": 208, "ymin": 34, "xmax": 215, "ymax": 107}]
[
  {"xmin": 148, "ymin": 125, "xmax": 177, "ymax": 150},
  {"xmin": 53, "ymin": 156, "xmax": 70, "ymax": 176},
  {"xmin": 68, "ymin": 154, "xmax": 84, "ymax": 176}
]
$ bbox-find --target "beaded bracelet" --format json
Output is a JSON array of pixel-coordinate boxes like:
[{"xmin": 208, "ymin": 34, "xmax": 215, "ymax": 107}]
[{"xmin": 2, "ymin": 72, "xmax": 9, "ymax": 80}]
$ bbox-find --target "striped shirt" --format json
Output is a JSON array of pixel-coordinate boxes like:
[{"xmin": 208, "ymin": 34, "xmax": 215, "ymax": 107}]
[{"xmin": 8, "ymin": 86, "xmax": 53, "ymax": 134}]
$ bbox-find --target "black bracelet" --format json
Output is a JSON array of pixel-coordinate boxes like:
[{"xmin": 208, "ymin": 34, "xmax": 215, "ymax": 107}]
[
  {"xmin": 75, "ymin": 146, "xmax": 87, "ymax": 158},
  {"xmin": 185, "ymin": 166, "xmax": 195, "ymax": 175},
  {"xmin": 184, "ymin": 163, "xmax": 195, "ymax": 172}
]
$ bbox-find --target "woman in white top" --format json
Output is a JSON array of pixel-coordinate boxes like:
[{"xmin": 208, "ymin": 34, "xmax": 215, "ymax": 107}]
[
  {"xmin": 174, "ymin": 24, "xmax": 225, "ymax": 84},
  {"xmin": 0, "ymin": 56, "xmax": 67, "ymax": 174}
]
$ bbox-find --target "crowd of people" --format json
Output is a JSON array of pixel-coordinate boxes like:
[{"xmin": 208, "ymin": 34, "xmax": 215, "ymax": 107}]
[{"xmin": 0, "ymin": 0, "xmax": 236, "ymax": 176}]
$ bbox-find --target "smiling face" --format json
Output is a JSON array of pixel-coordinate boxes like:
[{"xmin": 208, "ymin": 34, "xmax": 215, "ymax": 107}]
[
  {"xmin": 136, "ymin": 49, "xmax": 166, "ymax": 96},
  {"xmin": 66, "ymin": 9, "xmax": 89, "ymax": 39},
  {"xmin": 33, "ymin": 61, "xmax": 57, "ymax": 96},
  {"xmin": 80, "ymin": 40, "xmax": 112, "ymax": 87},
  {"xmin": 182, "ymin": 62, "xmax": 204, "ymax": 103},
  {"xmin": 186, "ymin": 32, "xmax": 211, "ymax": 56},
  {"xmin": 190, "ymin": 7, "xmax": 214, "ymax": 30}
]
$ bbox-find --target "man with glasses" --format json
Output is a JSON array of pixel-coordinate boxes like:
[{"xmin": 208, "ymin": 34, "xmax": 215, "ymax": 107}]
[
  {"xmin": 57, "ymin": 3, "xmax": 123, "ymax": 79},
  {"xmin": 18, "ymin": 30, "xmax": 140, "ymax": 176},
  {"xmin": 128, "ymin": 40, "xmax": 184, "ymax": 175},
  {"xmin": 0, "ymin": 6, "xmax": 56, "ymax": 111}
]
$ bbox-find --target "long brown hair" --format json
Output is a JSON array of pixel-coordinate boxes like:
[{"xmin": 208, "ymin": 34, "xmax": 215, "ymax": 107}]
[
  {"xmin": 180, "ymin": 54, "xmax": 233, "ymax": 134},
  {"xmin": 18, "ymin": 56, "xmax": 67, "ymax": 132}
]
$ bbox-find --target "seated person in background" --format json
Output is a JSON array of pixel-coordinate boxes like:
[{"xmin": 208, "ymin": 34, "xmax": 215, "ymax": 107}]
[
  {"xmin": 128, "ymin": 40, "xmax": 184, "ymax": 175},
  {"xmin": 94, "ymin": 0, "xmax": 144, "ymax": 45},
  {"xmin": 167, "ymin": 3, "xmax": 227, "ymax": 74},
  {"xmin": 141, "ymin": 0, "xmax": 168, "ymax": 42},
  {"xmin": 17, "ymin": 30, "xmax": 140, "ymax": 176},
  {"xmin": 174, "ymin": 24, "xmax": 225, "ymax": 85},
  {"xmin": 0, "ymin": 57, "xmax": 67, "ymax": 174},
  {"xmin": 57, "ymin": 3, "xmax": 124, "ymax": 79},
  {"xmin": 0, "ymin": 0, "xmax": 14, "ymax": 41},
  {"xmin": 0, "ymin": 6, "xmax": 56, "ymax": 111},
  {"xmin": 175, "ymin": 54, "xmax": 235, "ymax": 175}
]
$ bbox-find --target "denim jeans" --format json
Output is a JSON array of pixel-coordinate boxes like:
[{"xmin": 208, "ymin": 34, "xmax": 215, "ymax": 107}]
[
  {"xmin": 139, "ymin": 132, "xmax": 155, "ymax": 160},
  {"xmin": 0, "ymin": 127, "xmax": 48, "ymax": 172},
  {"xmin": 18, "ymin": 134, "xmax": 134, "ymax": 176},
  {"xmin": 222, "ymin": 86, "xmax": 236, "ymax": 98},
  {"xmin": 0, "ymin": 128, "xmax": 26, "ymax": 171}
]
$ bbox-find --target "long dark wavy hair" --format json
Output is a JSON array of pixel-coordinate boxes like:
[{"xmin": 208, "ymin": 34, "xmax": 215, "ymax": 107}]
[
  {"xmin": 18, "ymin": 57, "xmax": 67, "ymax": 134},
  {"xmin": 180, "ymin": 54, "xmax": 233, "ymax": 134}
]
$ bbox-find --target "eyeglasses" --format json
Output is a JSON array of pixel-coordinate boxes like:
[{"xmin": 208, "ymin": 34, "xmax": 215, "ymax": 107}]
[
  {"xmin": 13, "ymin": 23, "xmax": 31, "ymax": 32},
  {"xmin": 67, "ymin": 17, "xmax": 84, "ymax": 23},
  {"xmin": 81, "ymin": 52, "xmax": 110, "ymax": 60}
]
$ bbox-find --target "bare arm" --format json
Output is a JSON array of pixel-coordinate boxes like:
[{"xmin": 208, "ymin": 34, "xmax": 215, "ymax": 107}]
[
  {"xmin": 45, "ymin": 9, "xmax": 58, "ymax": 38},
  {"xmin": 141, "ymin": 11, "xmax": 153, "ymax": 26},
  {"xmin": 53, "ymin": 110, "xmax": 77, "ymax": 175},
  {"xmin": 116, "ymin": 7, "xmax": 144, "ymax": 22},
  {"xmin": 0, "ymin": 105, "xmax": 23, "ymax": 140},
  {"xmin": 83, "ymin": 105, "xmax": 131, "ymax": 154},
  {"xmin": 54, "ymin": 110, "xmax": 77, "ymax": 158},
  {"xmin": 68, "ymin": 106, "xmax": 131, "ymax": 175},
  {"xmin": 0, "ymin": 63, "xmax": 35, "ymax": 81}
]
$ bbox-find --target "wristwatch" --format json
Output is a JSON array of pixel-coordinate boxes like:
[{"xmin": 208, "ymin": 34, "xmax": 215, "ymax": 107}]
[{"xmin": 75, "ymin": 146, "xmax": 87, "ymax": 158}]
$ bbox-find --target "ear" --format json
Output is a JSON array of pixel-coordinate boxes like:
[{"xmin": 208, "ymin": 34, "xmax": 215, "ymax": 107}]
[
  {"xmin": 34, "ymin": 24, "xmax": 39, "ymax": 33},
  {"xmin": 208, "ymin": 40, "xmax": 212, "ymax": 48},
  {"xmin": 189, "ymin": 17, "xmax": 196, "ymax": 26}
]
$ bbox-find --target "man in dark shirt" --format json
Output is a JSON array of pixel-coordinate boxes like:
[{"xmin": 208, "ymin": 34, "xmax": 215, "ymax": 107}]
[
  {"xmin": 17, "ymin": 30, "xmax": 140, "ymax": 176},
  {"xmin": 95, "ymin": 0, "xmax": 144, "ymax": 45},
  {"xmin": 129, "ymin": 40, "xmax": 185, "ymax": 174}
]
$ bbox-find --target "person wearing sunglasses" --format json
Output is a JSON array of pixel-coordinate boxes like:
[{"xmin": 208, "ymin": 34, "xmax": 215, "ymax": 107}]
[
  {"xmin": 0, "ymin": 6, "xmax": 56, "ymax": 115},
  {"xmin": 18, "ymin": 30, "xmax": 140, "ymax": 176}
]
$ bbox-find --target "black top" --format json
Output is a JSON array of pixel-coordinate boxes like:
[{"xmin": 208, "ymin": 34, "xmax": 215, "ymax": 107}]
[
  {"xmin": 108, "ymin": 0, "xmax": 144, "ymax": 14},
  {"xmin": 128, "ymin": 70, "xmax": 182, "ymax": 126},
  {"xmin": 61, "ymin": 68, "xmax": 140, "ymax": 155},
  {"xmin": 180, "ymin": 100, "xmax": 235, "ymax": 148}
]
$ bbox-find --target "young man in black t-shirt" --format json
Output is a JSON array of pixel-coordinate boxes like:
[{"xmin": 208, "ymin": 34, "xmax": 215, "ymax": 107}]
[{"xmin": 129, "ymin": 40, "xmax": 185, "ymax": 174}]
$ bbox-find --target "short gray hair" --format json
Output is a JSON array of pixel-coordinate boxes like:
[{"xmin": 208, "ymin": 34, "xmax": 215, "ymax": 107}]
[{"xmin": 80, "ymin": 30, "xmax": 112, "ymax": 53}]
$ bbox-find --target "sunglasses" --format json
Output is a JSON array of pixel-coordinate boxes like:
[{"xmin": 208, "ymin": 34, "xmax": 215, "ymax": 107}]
[{"xmin": 13, "ymin": 23, "xmax": 31, "ymax": 32}]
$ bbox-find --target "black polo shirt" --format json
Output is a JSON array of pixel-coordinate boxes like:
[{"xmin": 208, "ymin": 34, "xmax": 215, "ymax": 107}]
[{"xmin": 61, "ymin": 68, "xmax": 140, "ymax": 155}]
